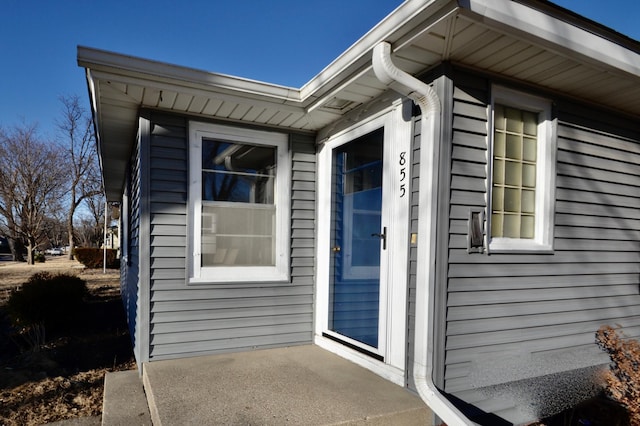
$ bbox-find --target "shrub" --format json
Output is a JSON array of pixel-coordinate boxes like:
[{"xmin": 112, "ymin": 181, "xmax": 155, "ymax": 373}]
[
  {"xmin": 596, "ymin": 325, "xmax": 640, "ymax": 425},
  {"xmin": 34, "ymin": 252, "xmax": 45, "ymax": 263},
  {"xmin": 74, "ymin": 247, "xmax": 119, "ymax": 269},
  {"xmin": 6, "ymin": 272, "xmax": 88, "ymax": 330}
]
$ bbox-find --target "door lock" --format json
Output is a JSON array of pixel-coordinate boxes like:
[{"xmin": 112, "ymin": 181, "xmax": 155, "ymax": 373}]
[{"xmin": 371, "ymin": 226, "xmax": 387, "ymax": 250}]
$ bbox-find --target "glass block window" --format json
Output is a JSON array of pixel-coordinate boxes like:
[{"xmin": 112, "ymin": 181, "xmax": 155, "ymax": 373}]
[
  {"xmin": 491, "ymin": 105, "xmax": 538, "ymax": 239},
  {"xmin": 488, "ymin": 86, "xmax": 556, "ymax": 253}
]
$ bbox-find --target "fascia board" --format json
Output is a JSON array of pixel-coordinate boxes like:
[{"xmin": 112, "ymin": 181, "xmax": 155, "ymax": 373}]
[
  {"xmin": 463, "ymin": 0, "xmax": 640, "ymax": 78},
  {"xmin": 77, "ymin": 46, "xmax": 303, "ymax": 104},
  {"xmin": 84, "ymin": 69, "xmax": 111, "ymax": 199}
]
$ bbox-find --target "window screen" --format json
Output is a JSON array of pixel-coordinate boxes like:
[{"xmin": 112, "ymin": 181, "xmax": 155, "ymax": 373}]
[{"xmin": 201, "ymin": 139, "xmax": 277, "ymax": 266}]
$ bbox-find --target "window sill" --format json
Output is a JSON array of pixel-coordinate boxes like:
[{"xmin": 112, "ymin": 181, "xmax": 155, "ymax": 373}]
[
  {"xmin": 189, "ymin": 267, "xmax": 290, "ymax": 285},
  {"xmin": 488, "ymin": 239, "xmax": 554, "ymax": 254}
]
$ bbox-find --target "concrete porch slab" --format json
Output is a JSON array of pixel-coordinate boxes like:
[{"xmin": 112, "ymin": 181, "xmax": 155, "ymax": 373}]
[{"xmin": 142, "ymin": 345, "xmax": 432, "ymax": 425}]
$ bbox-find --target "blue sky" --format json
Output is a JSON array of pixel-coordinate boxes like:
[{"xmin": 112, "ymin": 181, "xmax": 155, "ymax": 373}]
[{"xmin": 1, "ymin": 1, "xmax": 638, "ymax": 140}]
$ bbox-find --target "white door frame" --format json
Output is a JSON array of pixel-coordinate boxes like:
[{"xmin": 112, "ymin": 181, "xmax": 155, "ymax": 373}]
[{"xmin": 315, "ymin": 101, "xmax": 412, "ymax": 385}]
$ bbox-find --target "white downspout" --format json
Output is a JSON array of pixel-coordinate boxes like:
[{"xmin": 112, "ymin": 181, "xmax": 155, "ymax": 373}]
[{"xmin": 372, "ymin": 41, "xmax": 475, "ymax": 426}]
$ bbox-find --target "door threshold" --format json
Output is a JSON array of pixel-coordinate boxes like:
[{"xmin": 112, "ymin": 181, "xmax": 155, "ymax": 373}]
[{"xmin": 322, "ymin": 332, "xmax": 384, "ymax": 362}]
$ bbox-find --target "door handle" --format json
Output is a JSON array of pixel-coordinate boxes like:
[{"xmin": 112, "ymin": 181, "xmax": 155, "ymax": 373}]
[{"xmin": 371, "ymin": 226, "xmax": 387, "ymax": 250}]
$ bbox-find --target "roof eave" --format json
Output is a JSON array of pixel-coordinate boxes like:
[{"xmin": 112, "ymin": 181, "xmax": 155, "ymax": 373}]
[
  {"xmin": 80, "ymin": 0, "xmax": 640, "ymax": 201},
  {"xmin": 462, "ymin": 0, "xmax": 640, "ymax": 78},
  {"xmin": 77, "ymin": 46, "xmax": 304, "ymax": 105}
]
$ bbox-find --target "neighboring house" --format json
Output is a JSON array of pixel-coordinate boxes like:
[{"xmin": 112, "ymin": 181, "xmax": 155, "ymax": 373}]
[
  {"xmin": 78, "ymin": 0, "xmax": 640, "ymax": 424},
  {"xmin": 105, "ymin": 224, "xmax": 119, "ymax": 251}
]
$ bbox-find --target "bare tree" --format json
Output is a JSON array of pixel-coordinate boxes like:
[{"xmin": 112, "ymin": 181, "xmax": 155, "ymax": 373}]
[
  {"xmin": 84, "ymin": 191, "xmax": 105, "ymax": 227},
  {"xmin": 56, "ymin": 95, "xmax": 103, "ymax": 259},
  {"xmin": 75, "ymin": 217, "xmax": 103, "ymax": 248},
  {"xmin": 42, "ymin": 215, "xmax": 67, "ymax": 249},
  {"xmin": 0, "ymin": 180, "xmax": 24, "ymax": 261},
  {"xmin": 76, "ymin": 195, "xmax": 105, "ymax": 248},
  {"xmin": 0, "ymin": 123, "xmax": 67, "ymax": 263}
]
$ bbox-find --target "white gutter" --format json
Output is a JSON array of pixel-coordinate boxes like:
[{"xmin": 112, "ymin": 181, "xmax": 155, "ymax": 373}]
[
  {"xmin": 77, "ymin": 46, "xmax": 302, "ymax": 103},
  {"xmin": 372, "ymin": 41, "xmax": 476, "ymax": 426}
]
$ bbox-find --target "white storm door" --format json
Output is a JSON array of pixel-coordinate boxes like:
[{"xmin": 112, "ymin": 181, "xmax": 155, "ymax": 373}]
[{"xmin": 317, "ymin": 105, "xmax": 411, "ymax": 371}]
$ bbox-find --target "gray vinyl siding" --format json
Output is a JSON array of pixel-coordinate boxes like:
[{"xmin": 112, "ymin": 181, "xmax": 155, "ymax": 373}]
[
  {"xmin": 142, "ymin": 112, "xmax": 315, "ymax": 360},
  {"xmin": 290, "ymin": 135, "xmax": 317, "ymax": 282},
  {"xmin": 406, "ymin": 116, "xmax": 420, "ymax": 392},
  {"xmin": 120, "ymin": 132, "xmax": 142, "ymax": 366},
  {"xmin": 442, "ymin": 69, "xmax": 640, "ymax": 423}
]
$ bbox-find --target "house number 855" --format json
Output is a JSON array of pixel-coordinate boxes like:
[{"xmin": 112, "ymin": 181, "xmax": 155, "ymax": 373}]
[{"xmin": 399, "ymin": 151, "xmax": 407, "ymax": 198}]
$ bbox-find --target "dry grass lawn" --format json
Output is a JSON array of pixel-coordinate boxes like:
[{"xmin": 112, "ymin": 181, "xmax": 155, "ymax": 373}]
[
  {"xmin": 0, "ymin": 256, "xmax": 119, "ymax": 302},
  {"xmin": 0, "ymin": 255, "xmax": 134, "ymax": 425}
]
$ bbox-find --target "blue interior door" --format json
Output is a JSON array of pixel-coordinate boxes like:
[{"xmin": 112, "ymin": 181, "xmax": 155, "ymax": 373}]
[{"xmin": 329, "ymin": 128, "xmax": 384, "ymax": 349}]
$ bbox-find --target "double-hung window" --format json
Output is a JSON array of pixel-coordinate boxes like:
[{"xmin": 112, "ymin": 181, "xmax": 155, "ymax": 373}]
[
  {"xmin": 488, "ymin": 86, "xmax": 556, "ymax": 252},
  {"xmin": 188, "ymin": 122, "xmax": 290, "ymax": 283}
]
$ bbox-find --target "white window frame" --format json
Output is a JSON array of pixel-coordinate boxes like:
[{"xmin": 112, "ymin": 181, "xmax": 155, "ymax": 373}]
[
  {"xmin": 488, "ymin": 86, "xmax": 557, "ymax": 253},
  {"xmin": 188, "ymin": 121, "xmax": 290, "ymax": 283}
]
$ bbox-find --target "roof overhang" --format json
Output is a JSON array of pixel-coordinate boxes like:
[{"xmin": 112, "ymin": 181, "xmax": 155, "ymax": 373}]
[{"xmin": 78, "ymin": 0, "xmax": 640, "ymax": 201}]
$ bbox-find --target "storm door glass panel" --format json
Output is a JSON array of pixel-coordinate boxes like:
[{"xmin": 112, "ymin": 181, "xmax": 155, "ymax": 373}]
[
  {"xmin": 329, "ymin": 128, "xmax": 383, "ymax": 348},
  {"xmin": 201, "ymin": 139, "xmax": 276, "ymax": 266}
]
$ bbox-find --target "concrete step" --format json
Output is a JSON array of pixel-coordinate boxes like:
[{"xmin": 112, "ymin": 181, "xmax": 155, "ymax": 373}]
[{"xmin": 102, "ymin": 370, "xmax": 152, "ymax": 426}]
